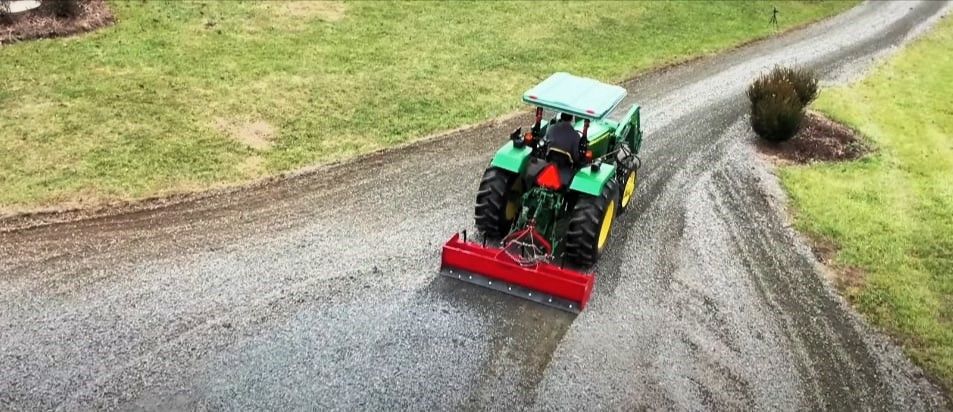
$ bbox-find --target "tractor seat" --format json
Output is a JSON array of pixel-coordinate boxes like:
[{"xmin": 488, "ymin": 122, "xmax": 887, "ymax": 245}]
[
  {"xmin": 526, "ymin": 155, "xmax": 573, "ymax": 190},
  {"xmin": 539, "ymin": 148, "xmax": 575, "ymax": 189},
  {"xmin": 546, "ymin": 147, "xmax": 574, "ymax": 167}
]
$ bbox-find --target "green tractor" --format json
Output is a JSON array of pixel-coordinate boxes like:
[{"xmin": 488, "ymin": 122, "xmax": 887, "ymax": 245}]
[{"xmin": 441, "ymin": 72, "xmax": 643, "ymax": 312}]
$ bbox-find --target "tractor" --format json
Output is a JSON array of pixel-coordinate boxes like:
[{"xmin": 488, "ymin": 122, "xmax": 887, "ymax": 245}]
[{"xmin": 441, "ymin": 72, "xmax": 643, "ymax": 312}]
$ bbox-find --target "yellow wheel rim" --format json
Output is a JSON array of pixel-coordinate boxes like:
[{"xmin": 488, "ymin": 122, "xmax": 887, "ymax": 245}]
[
  {"xmin": 505, "ymin": 200, "xmax": 519, "ymax": 221},
  {"xmin": 597, "ymin": 200, "xmax": 615, "ymax": 251},
  {"xmin": 505, "ymin": 179, "xmax": 523, "ymax": 221},
  {"xmin": 621, "ymin": 170, "xmax": 636, "ymax": 207}
]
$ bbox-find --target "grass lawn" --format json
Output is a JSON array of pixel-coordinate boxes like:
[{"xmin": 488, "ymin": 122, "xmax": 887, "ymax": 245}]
[
  {"xmin": 780, "ymin": 18, "xmax": 953, "ymax": 391},
  {"xmin": 0, "ymin": 1, "xmax": 854, "ymax": 211}
]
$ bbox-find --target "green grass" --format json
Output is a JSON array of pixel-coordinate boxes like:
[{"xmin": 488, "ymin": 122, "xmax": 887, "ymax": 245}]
[
  {"xmin": 780, "ymin": 17, "xmax": 953, "ymax": 392},
  {"xmin": 0, "ymin": 1, "xmax": 855, "ymax": 211}
]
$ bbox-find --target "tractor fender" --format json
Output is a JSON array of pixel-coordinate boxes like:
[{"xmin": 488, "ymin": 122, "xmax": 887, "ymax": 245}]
[
  {"xmin": 569, "ymin": 163, "xmax": 616, "ymax": 197},
  {"xmin": 489, "ymin": 141, "xmax": 532, "ymax": 174}
]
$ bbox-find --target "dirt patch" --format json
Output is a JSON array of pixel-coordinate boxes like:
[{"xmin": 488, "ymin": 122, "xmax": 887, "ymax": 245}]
[
  {"xmin": 837, "ymin": 266, "xmax": 868, "ymax": 291},
  {"xmin": 215, "ymin": 118, "xmax": 276, "ymax": 151},
  {"xmin": 265, "ymin": 1, "xmax": 346, "ymax": 22},
  {"xmin": 805, "ymin": 234, "xmax": 868, "ymax": 291},
  {"xmin": 809, "ymin": 236, "xmax": 839, "ymax": 265},
  {"xmin": 757, "ymin": 111, "xmax": 870, "ymax": 164},
  {"xmin": 0, "ymin": 0, "xmax": 114, "ymax": 45}
]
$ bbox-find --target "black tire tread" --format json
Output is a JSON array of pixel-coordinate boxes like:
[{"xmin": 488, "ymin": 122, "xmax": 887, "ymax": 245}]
[
  {"xmin": 564, "ymin": 179, "xmax": 619, "ymax": 267},
  {"xmin": 474, "ymin": 167, "xmax": 517, "ymax": 239}
]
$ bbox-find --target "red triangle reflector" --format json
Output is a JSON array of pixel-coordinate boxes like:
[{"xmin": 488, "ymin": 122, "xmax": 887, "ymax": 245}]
[{"xmin": 536, "ymin": 164, "xmax": 562, "ymax": 190}]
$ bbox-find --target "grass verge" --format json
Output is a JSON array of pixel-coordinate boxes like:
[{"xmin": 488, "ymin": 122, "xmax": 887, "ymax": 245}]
[
  {"xmin": 0, "ymin": 1, "xmax": 854, "ymax": 212},
  {"xmin": 780, "ymin": 17, "xmax": 953, "ymax": 392}
]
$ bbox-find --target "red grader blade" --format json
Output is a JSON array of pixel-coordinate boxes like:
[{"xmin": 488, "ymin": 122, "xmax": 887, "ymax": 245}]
[{"xmin": 440, "ymin": 232, "xmax": 594, "ymax": 313}]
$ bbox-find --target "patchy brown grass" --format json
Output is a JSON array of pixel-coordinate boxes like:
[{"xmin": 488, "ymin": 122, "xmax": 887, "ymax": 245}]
[
  {"xmin": 215, "ymin": 118, "xmax": 276, "ymax": 151},
  {"xmin": 838, "ymin": 266, "xmax": 868, "ymax": 291},
  {"xmin": 0, "ymin": 0, "xmax": 113, "ymax": 45},
  {"xmin": 275, "ymin": 1, "xmax": 346, "ymax": 22},
  {"xmin": 237, "ymin": 155, "xmax": 266, "ymax": 177},
  {"xmin": 809, "ymin": 236, "xmax": 838, "ymax": 264},
  {"xmin": 255, "ymin": 0, "xmax": 346, "ymax": 25},
  {"xmin": 806, "ymin": 236, "xmax": 868, "ymax": 292},
  {"xmin": 758, "ymin": 111, "xmax": 870, "ymax": 164}
]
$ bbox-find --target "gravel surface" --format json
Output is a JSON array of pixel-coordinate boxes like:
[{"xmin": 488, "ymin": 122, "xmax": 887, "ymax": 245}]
[{"xmin": 2, "ymin": 1, "xmax": 951, "ymax": 410}]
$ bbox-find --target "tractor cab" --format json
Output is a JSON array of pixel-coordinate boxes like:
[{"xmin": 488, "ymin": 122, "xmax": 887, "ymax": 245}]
[
  {"xmin": 523, "ymin": 72, "xmax": 627, "ymax": 159},
  {"xmin": 515, "ymin": 72, "xmax": 628, "ymax": 191}
]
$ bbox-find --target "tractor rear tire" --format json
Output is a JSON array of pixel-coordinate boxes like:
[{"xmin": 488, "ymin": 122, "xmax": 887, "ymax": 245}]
[
  {"xmin": 564, "ymin": 179, "xmax": 619, "ymax": 267},
  {"xmin": 474, "ymin": 167, "xmax": 522, "ymax": 239}
]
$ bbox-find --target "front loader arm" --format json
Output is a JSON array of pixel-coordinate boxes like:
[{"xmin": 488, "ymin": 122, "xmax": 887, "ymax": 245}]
[{"xmin": 615, "ymin": 105, "xmax": 643, "ymax": 154}]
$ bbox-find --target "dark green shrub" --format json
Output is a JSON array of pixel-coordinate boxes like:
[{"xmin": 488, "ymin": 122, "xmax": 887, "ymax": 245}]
[
  {"xmin": 749, "ymin": 66, "xmax": 819, "ymax": 107},
  {"xmin": 748, "ymin": 73, "xmax": 805, "ymax": 141},
  {"xmin": 0, "ymin": 1, "xmax": 11, "ymax": 25},
  {"xmin": 781, "ymin": 66, "xmax": 819, "ymax": 106},
  {"xmin": 43, "ymin": 0, "xmax": 81, "ymax": 19}
]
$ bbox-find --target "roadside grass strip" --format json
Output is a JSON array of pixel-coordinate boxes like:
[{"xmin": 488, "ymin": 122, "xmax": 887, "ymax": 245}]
[{"xmin": 780, "ymin": 17, "xmax": 953, "ymax": 392}]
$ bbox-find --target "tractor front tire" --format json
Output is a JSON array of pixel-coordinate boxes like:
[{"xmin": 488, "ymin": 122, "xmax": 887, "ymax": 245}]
[
  {"xmin": 618, "ymin": 168, "xmax": 637, "ymax": 213},
  {"xmin": 474, "ymin": 167, "xmax": 522, "ymax": 239},
  {"xmin": 564, "ymin": 179, "xmax": 619, "ymax": 267}
]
